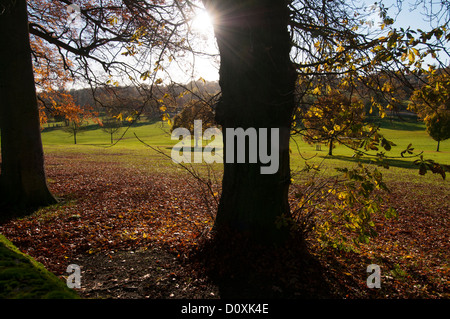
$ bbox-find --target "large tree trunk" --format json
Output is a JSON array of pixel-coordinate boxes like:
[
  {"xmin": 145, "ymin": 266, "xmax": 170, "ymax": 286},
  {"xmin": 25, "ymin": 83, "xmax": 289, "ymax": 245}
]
[
  {"xmin": 205, "ymin": 0, "xmax": 297, "ymax": 243},
  {"xmin": 0, "ymin": 0, "xmax": 57, "ymax": 213}
]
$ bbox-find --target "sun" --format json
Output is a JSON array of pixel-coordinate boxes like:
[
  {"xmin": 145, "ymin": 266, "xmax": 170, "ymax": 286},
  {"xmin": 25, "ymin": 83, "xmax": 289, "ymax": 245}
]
[
  {"xmin": 191, "ymin": 9, "xmax": 215, "ymax": 36},
  {"xmin": 186, "ymin": 8, "xmax": 219, "ymax": 82}
]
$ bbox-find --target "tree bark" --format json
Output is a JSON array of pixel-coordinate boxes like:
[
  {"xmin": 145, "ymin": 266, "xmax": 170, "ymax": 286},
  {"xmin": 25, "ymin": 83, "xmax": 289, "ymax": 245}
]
[
  {"xmin": 0, "ymin": 0, "xmax": 57, "ymax": 213},
  {"xmin": 205, "ymin": 0, "xmax": 297, "ymax": 243}
]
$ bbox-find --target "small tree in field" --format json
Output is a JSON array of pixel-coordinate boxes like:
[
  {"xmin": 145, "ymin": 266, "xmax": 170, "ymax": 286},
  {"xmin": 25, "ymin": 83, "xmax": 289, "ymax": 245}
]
[
  {"xmin": 301, "ymin": 92, "xmax": 366, "ymax": 156},
  {"xmin": 410, "ymin": 69, "xmax": 450, "ymax": 152},
  {"xmin": 101, "ymin": 117, "xmax": 122, "ymax": 144},
  {"xmin": 171, "ymin": 100, "xmax": 215, "ymax": 148},
  {"xmin": 64, "ymin": 120, "xmax": 86, "ymax": 145},
  {"xmin": 58, "ymin": 101, "xmax": 98, "ymax": 145},
  {"xmin": 425, "ymin": 112, "xmax": 450, "ymax": 151}
]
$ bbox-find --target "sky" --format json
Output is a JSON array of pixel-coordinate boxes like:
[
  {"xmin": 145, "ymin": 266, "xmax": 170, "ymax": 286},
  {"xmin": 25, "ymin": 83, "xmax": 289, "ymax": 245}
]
[
  {"xmin": 188, "ymin": 1, "xmax": 449, "ymax": 83},
  {"xmin": 66, "ymin": 1, "xmax": 448, "ymax": 88},
  {"xmin": 171, "ymin": 7, "xmax": 219, "ymax": 83},
  {"xmin": 382, "ymin": 0, "xmax": 446, "ymax": 30}
]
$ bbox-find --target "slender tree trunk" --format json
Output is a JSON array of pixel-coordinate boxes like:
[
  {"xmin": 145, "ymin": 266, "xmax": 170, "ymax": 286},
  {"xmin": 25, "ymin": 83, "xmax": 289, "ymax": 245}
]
[
  {"xmin": 0, "ymin": 0, "xmax": 57, "ymax": 213},
  {"xmin": 205, "ymin": 0, "xmax": 297, "ymax": 243},
  {"xmin": 437, "ymin": 140, "xmax": 440, "ymax": 152},
  {"xmin": 328, "ymin": 138, "xmax": 333, "ymax": 156}
]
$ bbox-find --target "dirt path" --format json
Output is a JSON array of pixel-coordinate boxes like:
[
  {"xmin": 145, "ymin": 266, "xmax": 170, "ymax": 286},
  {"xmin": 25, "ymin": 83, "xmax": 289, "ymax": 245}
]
[{"xmin": 74, "ymin": 248, "xmax": 219, "ymax": 299}]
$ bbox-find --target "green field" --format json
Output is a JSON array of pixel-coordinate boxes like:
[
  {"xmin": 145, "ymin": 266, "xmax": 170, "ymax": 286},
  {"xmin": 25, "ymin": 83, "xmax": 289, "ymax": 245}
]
[{"xmin": 41, "ymin": 118, "xmax": 449, "ymax": 184}]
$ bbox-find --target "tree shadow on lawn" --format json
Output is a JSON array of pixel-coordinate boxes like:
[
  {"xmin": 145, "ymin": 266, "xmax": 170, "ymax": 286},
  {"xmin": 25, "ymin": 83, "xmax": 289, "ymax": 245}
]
[
  {"xmin": 193, "ymin": 232, "xmax": 337, "ymax": 299},
  {"xmin": 328, "ymin": 155, "xmax": 419, "ymax": 171},
  {"xmin": 375, "ymin": 118, "xmax": 423, "ymax": 132}
]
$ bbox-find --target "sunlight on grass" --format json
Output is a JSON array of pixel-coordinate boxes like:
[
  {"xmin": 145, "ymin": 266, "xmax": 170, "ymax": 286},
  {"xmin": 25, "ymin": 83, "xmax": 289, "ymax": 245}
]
[{"xmin": 40, "ymin": 119, "xmax": 448, "ymax": 186}]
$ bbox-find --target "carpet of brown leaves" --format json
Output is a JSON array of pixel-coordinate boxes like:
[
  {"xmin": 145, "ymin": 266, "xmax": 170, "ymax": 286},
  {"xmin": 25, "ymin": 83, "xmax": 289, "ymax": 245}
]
[{"xmin": 0, "ymin": 151, "xmax": 448, "ymax": 299}]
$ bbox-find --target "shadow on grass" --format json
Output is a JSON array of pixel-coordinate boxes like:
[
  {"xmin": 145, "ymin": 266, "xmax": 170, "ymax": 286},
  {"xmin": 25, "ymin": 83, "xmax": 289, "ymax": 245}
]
[
  {"xmin": 42, "ymin": 119, "xmax": 164, "ymax": 133},
  {"xmin": 165, "ymin": 146, "xmax": 223, "ymax": 152},
  {"xmin": 325, "ymin": 154, "xmax": 418, "ymax": 171},
  {"xmin": 369, "ymin": 116, "xmax": 424, "ymax": 132}
]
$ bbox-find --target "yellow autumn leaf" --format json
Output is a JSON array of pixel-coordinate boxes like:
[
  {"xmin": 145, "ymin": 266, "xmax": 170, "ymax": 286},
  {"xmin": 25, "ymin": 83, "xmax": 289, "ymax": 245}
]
[
  {"xmin": 408, "ymin": 50, "xmax": 415, "ymax": 63},
  {"xmin": 313, "ymin": 86, "xmax": 321, "ymax": 95}
]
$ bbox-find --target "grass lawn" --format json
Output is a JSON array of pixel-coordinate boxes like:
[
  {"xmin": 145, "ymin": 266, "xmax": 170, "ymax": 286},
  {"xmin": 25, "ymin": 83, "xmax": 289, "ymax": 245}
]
[
  {"xmin": 41, "ymin": 118, "xmax": 449, "ymax": 168},
  {"xmin": 42, "ymin": 120, "xmax": 174, "ymax": 147},
  {"xmin": 288, "ymin": 118, "xmax": 449, "ymax": 182},
  {"xmin": 40, "ymin": 118, "xmax": 449, "ymax": 205}
]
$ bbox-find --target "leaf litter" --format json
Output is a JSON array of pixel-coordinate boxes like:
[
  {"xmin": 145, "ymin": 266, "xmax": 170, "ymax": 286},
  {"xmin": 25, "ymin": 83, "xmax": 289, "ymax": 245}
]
[{"xmin": 0, "ymin": 151, "xmax": 448, "ymax": 299}]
